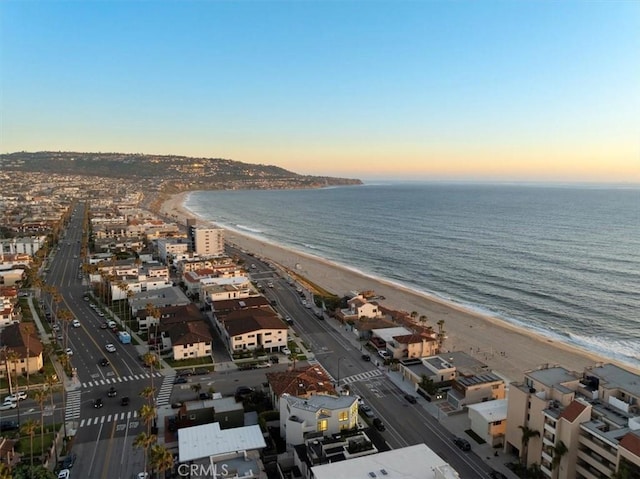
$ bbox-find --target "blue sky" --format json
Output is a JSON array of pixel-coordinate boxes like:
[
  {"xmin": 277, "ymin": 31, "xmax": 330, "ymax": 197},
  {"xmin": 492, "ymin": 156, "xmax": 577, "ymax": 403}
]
[{"xmin": 1, "ymin": 1, "xmax": 639, "ymax": 181}]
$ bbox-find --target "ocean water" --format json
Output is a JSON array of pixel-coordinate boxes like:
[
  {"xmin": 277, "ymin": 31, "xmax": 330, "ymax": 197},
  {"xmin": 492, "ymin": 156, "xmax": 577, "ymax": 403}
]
[{"xmin": 184, "ymin": 183, "xmax": 640, "ymax": 369}]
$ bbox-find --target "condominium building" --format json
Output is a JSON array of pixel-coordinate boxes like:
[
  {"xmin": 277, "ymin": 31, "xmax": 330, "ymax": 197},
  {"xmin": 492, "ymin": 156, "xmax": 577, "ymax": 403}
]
[
  {"xmin": 505, "ymin": 363, "xmax": 640, "ymax": 478},
  {"xmin": 188, "ymin": 223, "xmax": 225, "ymax": 258}
]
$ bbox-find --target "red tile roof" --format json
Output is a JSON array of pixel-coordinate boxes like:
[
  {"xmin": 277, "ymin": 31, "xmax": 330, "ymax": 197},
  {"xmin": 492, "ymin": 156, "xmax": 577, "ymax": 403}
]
[
  {"xmin": 559, "ymin": 400, "xmax": 588, "ymax": 423},
  {"xmin": 266, "ymin": 364, "xmax": 337, "ymax": 398},
  {"xmin": 619, "ymin": 432, "xmax": 640, "ymax": 458}
]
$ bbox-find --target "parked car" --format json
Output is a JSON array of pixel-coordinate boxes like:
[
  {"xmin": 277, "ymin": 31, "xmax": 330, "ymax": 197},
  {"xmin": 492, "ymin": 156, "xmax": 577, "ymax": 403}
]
[
  {"xmin": 61, "ymin": 452, "xmax": 77, "ymax": 468},
  {"xmin": 377, "ymin": 350, "xmax": 390, "ymax": 360},
  {"xmin": 282, "ymin": 347, "xmax": 291, "ymax": 355},
  {"xmin": 361, "ymin": 354, "xmax": 371, "ymax": 362},
  {"xmin": 235, "ymin": 386, "xmax": 254, "ymax": 401},
  {"xmin": 4, "ymin": 391, "xmax": 27, "ymax": 402},
  {"xmin": 489, "ymin": 471, "xmax": 507, "ymax": 479},
  {"xmin": 173, "ymin": 377, "xmax": 187, "ymax": 385},
  {"xmin": 404, "ymin": 394, "xmax": 417, "ymax": 404},
  {"xmin": 372, "ymin": 418, "xmax": 386, "ymax": 431},
  {"xmin": 199, "ymin": 392, "xmax": 212, "ymax": 400},
  {"xmin": 100, "ymin": 323, "xmax": 108, "ymax": 329},
  {"xmin": 170, "ymin": 402, "xmax": 183, "ymax": 409},
  {"xmin": 65, "ymin": 348, "xmax": 74, "ymax": 356},
  {"xmin": 0, "ymin": 420, "xmax": 19, "ymax": 432},
  {"xmin": 453, "ymin": 437, "xmax": 471, "ymax": 451},
  {"xmin": 57, "ymin": 469, "xmax": 70, "ymax": 479}
]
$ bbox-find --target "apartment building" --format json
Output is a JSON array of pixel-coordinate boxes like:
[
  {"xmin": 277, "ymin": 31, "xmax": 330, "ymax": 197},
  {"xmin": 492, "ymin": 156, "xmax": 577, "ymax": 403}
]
[
  {"xmin": 188, "ymin": 225, "xmax": 225, "ymax": 258},
  {"xmin": 505, "ymin": 363, "xmax": 640, "ymax": 479}
]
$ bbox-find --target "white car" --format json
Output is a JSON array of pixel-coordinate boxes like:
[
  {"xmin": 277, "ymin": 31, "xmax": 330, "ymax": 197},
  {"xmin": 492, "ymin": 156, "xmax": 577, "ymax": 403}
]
[
  {"xmin": 105, "ymin": 343, "xmax": 116, "ymax": 353},
  {"xmin": 282, "ymin": 347, "xmax": 291, "ymax": 355},
  {"xmin": 65, "ymin": 348, "xmax": 73, "ymax": 356},
  {"xmin": 4, "ymin": 391, "xmax": 27, "ymax": 402},
  {"xmin": 0, "ymin": 401, "xmax": 17, "ymax": 411},
  {"xmin": 72, "ymin": 319, "xmax": 81, "ymax": 328},
  {"xmin": 57, "ymin": 469, "xmax": 70, "ymax": 479}
]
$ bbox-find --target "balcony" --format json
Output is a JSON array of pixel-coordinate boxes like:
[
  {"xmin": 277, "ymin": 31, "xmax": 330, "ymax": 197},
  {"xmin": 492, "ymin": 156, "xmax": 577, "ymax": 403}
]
[{"xmin": 577, "ymin": 449, "xmax": 615, "ymax": 477}]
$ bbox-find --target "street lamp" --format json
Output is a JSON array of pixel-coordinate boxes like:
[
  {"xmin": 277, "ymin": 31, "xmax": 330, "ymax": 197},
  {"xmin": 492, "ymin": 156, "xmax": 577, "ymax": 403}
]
[{"xmin": 337, "ymin": 356, "xmax": 346, "ymax": 390}]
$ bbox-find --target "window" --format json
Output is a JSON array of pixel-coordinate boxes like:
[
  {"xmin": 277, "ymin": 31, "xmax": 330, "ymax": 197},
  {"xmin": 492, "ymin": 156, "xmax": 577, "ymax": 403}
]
[
  {"xmin": 317, "ymin": 420, "xmax": 328, "ymax": 432},
  {"xmin": 338, "ymin": 411, "xmax": 348, "ymax": 421}
]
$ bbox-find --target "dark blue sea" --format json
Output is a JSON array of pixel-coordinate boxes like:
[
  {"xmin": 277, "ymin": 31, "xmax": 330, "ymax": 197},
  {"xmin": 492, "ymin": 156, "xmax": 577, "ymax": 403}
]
[{"xmin": 184, "ymin": 183, "xmax": 640, "ymax": 369}]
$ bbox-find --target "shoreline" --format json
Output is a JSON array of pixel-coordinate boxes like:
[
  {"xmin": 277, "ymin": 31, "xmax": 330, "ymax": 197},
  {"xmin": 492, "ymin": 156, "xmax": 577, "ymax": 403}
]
[{"xmin": 158, "ymin": 191, "xmax": 639, "ymax": 381}]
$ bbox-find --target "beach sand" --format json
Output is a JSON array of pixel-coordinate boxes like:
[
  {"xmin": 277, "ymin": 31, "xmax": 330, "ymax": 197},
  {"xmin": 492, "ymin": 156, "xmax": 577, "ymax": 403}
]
[{"xmin": 159, "ymin": 191, "xmax": 636, "ymax": 382}]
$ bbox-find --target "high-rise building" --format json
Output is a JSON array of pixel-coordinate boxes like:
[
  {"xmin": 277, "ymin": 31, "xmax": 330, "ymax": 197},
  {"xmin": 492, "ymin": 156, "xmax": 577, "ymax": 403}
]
[{"xmin": 187, "ymin": 222, "xmax": 224, "ymax": 258}]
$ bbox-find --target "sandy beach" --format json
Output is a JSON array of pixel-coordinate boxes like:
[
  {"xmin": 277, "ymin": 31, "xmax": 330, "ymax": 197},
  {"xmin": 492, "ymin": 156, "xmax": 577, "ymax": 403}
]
[{"xmin": 159, "ymin": 191, "xmax": 637, "ymax": 382}]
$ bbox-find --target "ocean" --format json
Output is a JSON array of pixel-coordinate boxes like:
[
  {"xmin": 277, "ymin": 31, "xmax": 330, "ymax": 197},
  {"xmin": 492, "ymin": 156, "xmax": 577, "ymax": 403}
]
[{"xmin": 184, "ymin": 182, "xmax": 640, "ymax": 369}]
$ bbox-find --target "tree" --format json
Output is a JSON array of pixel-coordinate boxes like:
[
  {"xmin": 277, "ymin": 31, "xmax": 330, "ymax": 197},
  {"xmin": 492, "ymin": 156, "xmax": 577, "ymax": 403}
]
[
  {"xmin": 409, "ymin": 311, "xmax": 418, "ymax": 322},
  {"xmin": 20, "ymin": 418, "xmax": 39, "ymax": 469},
  {"xmin": 33, "ymin": 389, "xmax": 49, "ymax": 459},
  {"xmin": 0, "ymin": 462, "xmax": 11, "ymax": 479},
  {"xmin": 191, "ymin": 382, "xmax": 202, "ymax": 399},
  {"xmin": 133, "ymin": 432, "xmax": 157, "ymax": 477},
  {"xmin": 139, "ymin": 403, "xmax": 157, "ymax": 438},
  {"xmin": 418, "ymin": 315, "xmax": 428, "ymax": 326},
  {"xmin": 140, "ymin": 386, "xmax": 156, "ymax": 407},
  {"xmin": 149, "ymin": 443, "xmax": 174, "ymax": 479},
  {"xmin": 551, "ymin": 440, "xmax": 568, "ymax": 479},
  {"xmin": 518, "ymin": 425, "xmax": 540, "ymax": 464},
  {"xmin": 436, "ymin": 319, "xmax": 446, "ymax": 351}
]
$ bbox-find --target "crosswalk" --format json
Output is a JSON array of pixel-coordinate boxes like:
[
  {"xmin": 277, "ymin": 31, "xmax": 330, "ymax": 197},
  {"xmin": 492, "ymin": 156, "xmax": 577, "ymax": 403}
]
[
  {"xmin": 79, "ymin": 410, "xmax": 139, "ymax": 428},
  {"xmin": 65, "ymin": 390, "xmax": 82, "ymax": 421},
  {"xmin": 341, "ymin": 369, "xmax": 383, "ymax": 385},
  {"xmin": 81, "ymin": 371, "xmax": 163, "ymax": 389},
  {"xmin": 155, "ymin": 372, "xmax": 176, "ymax": 407}
]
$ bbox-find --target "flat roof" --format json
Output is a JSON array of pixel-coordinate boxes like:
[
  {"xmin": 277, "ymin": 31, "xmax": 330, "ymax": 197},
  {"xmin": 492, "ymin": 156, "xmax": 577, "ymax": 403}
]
[
  {"xmin": 372, "ymin": 327, "xmax": 412, "ymax": 342},
  {"xmin": 588, "ymin": 364, "xmax": 640, "ymax": 397},
  {"xmin": 311, "ymin": 443, "xmax": 459, "ymax": 479},
  {"xmin": 467, "ymin": 399, "xmax": 508, "ymax": 421},
  {"xmin": 526, "ymin": 366, "xmax": 580, "ymax": 387},
  {"xmin": 178, "ymin": 422, "xmax": 265, "ymax": 463}
]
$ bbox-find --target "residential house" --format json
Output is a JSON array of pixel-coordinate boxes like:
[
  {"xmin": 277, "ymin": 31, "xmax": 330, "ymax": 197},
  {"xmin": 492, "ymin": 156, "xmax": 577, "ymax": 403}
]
[
  {"xmin": 467, "ymin": 399, "xmax": 508, "ymax": 447},
  {"xmin": 220, "ymin": 309, "xmax": 288, "ymax": 354},
  {"xmin": 0, "ymin": 323, "xmax": 44, "ymax": 377},
  {"xmin": 0, "ymin": 286, "xmax": 20, "ymax": 328},
  {"xmin": 447, "ymin": 372, "xmax": 506, "ymax": 410},
  {"xmin": 266, "ymin": 365, "xmax": 337, "ymax": 410},
  {"xmin": 279, "ymin": 393, "xmax": 358, "ymax": 446}
]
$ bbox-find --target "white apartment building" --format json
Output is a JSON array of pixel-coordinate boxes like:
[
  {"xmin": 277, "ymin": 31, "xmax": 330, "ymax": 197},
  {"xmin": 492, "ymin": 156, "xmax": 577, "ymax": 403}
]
[
  {"xmin": 505, "ymin": 363, "xmax": 640, "ymax": 479},
  {"xmin": 191, "ymin": 226, "xmax": 225, "ymax": 257},
  {"xmin": 279, "ymin": 393, "xmax": 359, "ymax": 446}
]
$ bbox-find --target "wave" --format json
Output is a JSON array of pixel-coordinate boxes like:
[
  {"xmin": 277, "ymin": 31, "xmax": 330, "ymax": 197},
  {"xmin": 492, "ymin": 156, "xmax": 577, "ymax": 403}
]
[
  {"xmin": 567, "ymin": 333, "xmax": 640, "ymax": 369},
  {"xmin": 235, "ymin": 224, "xmax": 264, "ymax": 234}
]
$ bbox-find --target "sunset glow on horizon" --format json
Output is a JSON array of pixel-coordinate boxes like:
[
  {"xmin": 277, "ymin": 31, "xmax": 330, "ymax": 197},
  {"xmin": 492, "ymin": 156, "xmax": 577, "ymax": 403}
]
[{"xmin": 2, "ymin": 1, "xmax": 639, "ymax": 183}]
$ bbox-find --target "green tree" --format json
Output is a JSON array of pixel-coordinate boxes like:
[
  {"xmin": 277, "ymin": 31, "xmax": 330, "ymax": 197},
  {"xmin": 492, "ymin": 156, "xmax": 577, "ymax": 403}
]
[
  {"xmin": 133, "ymin": 432, "xmax": 157, "ymax": 478},
  {"xmin": 149, "ymin": 443, "xmax": 174, "ymax": 479},
  {"xmin": 191, "ymin": 382, "xmax": 202, "ymax": 399},
  {"xmin": 20, "ymin": 418, "xmax": 39, "ymax": 469},
  {"xmin": 33, "ymin": 389, "xmax": 49, "ymax": 459},
  {"xmin": 518, "ymin": 425, "xmax": 540, "ymax": 464},
  {"xmin": 551, "ymin": 440, "xmax": 568, "ymax": 479}
]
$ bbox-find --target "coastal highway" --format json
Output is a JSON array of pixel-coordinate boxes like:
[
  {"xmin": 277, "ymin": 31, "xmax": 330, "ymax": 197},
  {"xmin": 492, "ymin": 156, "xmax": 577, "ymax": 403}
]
[{"xmin": 229, "ymin": 247, "xmax": 495, "ymax": 478}]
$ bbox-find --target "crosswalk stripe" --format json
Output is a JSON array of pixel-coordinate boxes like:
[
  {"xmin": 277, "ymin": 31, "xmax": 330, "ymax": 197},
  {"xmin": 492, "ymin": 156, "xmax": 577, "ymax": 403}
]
[{"xmin": 107, "ymin": 414, "xmax": 112, "ymax": 422}]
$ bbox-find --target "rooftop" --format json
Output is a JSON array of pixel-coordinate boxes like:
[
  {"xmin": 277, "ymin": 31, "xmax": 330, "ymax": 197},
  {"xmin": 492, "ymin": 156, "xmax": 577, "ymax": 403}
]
[{"xmin": 177, "ymin": 422, "xmax": 265, "ymax": 463}]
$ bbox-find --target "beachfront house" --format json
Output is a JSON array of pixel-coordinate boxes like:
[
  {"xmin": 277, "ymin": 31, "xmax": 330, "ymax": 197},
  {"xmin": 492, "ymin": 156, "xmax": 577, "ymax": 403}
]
[
  {"xmin": 447, "ymin": 372, "xmax": 506, "ymax": 411},
  {"xmin": 467, "ymin": 399, "xmax": 508, "ymax": 447}
]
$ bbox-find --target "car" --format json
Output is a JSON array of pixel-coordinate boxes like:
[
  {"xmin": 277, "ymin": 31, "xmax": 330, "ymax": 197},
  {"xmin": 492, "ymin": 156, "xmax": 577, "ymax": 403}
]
[
  {"xmin": 361, "ymin": 354, "xmax": 371, "ymax": 362},
  {"xmin": 89, "ymin": 303, "xmax": 97, "ymax": 309},
  {"xmin": 255, "ymin": 362, "xmax": 271, "ymax": 368},
  {"xmin": 57, "ymin": 333, "xmax": 63, "ymax": 341},
  {"xmin": 5, "ymin": 391, "xmax": 27, "ymax": 402},
  {"xmin": 269, "ymin": 355, "xmax": 279, "ymax": 364},
  {"xmin": 65, "ymin": 348, "xmax": 73, "ymax": 356},
  {"xmin": 98, "ymin": 311, "xmax": 105, "ymax": 317},
  {"xmin": 173, "ymin": 377, "xmax": 187, "ymax": 385},
  {"xmin": 372, "ymin": 418, "xmax": 386, "ymax": 431},
  {"xmin": 121, "ymin": 396, "xmax": 130, "ymax": 406},
  {"xmin": 57, "ymin": 469, "xmax": 70, "ymax": 479},
  {"xmin": 378, "ymin": 350, "xmax": 390, "ymax": 360},
  {"xmin": 100, "ymin": 323, "xmax": 108, "ymax": 329},
  {"xmin": 282, "ymin": 347, "xmax": 291, "ymax": 355},
  {"xmin": 0, "ymin": 420, "xmax": 19, "ymax": 432},
  {"xmin": 489, "ymin": 471, "xmax": 507, "ymax": 479},
  {"xmin": 99, "ymin": 358, "xmax": 110, "ymax": 366},
  {"xmin": 404, "ymin": 394, "xmax": 417, "ymax": 404},
  {"xmin": 52, "ymin": 323, "xmax": 60, "ymax": 331},
  {"xmin": 199, "ymin": 392, "xmax": 212, "ymax": 400},
  {"xmin": 235, "ymin": 386, "xmax": 254, "ymax": 400},
  {"xmin": 61, "ymin": 452, "xmax": 77, "ymax": 468},
  {"xmin": 177, "ymin": 369, "xmax": 193, "ymax": 377},
  {"xmin": 0, "ymin": 401, "xmax": 17, "ymax": 411},
  {"xmin": 301, "ymin": 299, "xmax": 308, "ymax": 307},
  {"xmin": 105, "ymin": 343, "xmax": 116, "ymax": 353},
  {"xmin": 107, "ymin": 386, "xmax": 117, "ymax": 397},
  {"xmin": 94, "ymin": 398, "xmax": 103, "ymax": 408},
  {"xmin": 137, "ymin": 473, "xmax": 149, "ymax": 479},
  {"xmin": 453, "ymin": 437, "xmax": 471, "ymax": 451},
  {"xmin": 267, "ymin": 282, "xmax": 274, "ymax": 288},
  {"xmin": 107, "ymin": 320, "xmax": 117, "ymax": 328},
  {"xmin": 83, "ymin": 296, "xmax": 89, "ymax": 301},
  {"xmin": 284, "ymin": 316, "xmax": 294, "ymax": 325},
  {"xmin": 72, "ymin": 319, "xmax": 81, "ymax": 328},
  {"xmin": 170, "ymin": 402, "xmax": 183, "ymax": 409}
]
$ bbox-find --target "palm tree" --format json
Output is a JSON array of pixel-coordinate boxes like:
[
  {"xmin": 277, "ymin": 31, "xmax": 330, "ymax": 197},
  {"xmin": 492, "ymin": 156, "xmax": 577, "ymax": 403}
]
[
  {"xmin": 142, "ymin": 351, "xmax": 159, "ymax": 395},
  {"xmin": 140, "ymin": 386, "xmax": 156, "ymax": 407},
  {"xmin": 149, "ymin": 443, "xmax": 174, "ymax": 479},
  {"xmin": 551, "ymin": 440, "xmax": 568, "ymax": 479},
  {"xmin": 57, "ymin": 308, "xmax": 74, "ymax": 352},
  {"xmin": 20, "ymin": 418, "xmax": 39, "ymax": 469},
  {"xmin": 418, "ymin": 315, "xmax": 428, "ymax": 326},
  {"xmin": 45, "ymin": 373, "xmax": 60, "ymax": 461},
  {"xmin": 139, "ymin": 403, "xmax": 157, "ymax": 437},
  {"xmin": 436, "ymin": 319, "xmax": 446, "ymax": 351},
  {"xmin": 133, "ymin": 432, "xmax": 157, "ymax": 477},
  {"xmin": 5, "ymin": 349, "xmax": 22, "ymax": 423},
  {"xmin": 33, "ymin": 389, "xmax": 49, "ymax": 459},
  {"xmin": 409, "ymin": 311, "xmax": 418, "ymax": 322},
  {"xmin": 191, "ymin": 382, "xmax": 202, "ymax": 399},
  {"xmin": 518, "ymin": 425, "xmax": 540, "ymax": 464}
]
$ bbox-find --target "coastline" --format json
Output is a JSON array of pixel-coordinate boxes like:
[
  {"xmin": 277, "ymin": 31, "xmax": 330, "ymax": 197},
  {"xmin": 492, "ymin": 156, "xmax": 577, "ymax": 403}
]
[{"xmin": 159, "ymin": 191, "xmax": 638, "ymax": 382}]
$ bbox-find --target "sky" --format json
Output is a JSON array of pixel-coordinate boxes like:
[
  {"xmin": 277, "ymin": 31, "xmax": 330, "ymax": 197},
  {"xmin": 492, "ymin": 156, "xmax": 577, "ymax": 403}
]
[{"xmin": 1, "ymin": 1, "xmax": 639, "ymax": 182}]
